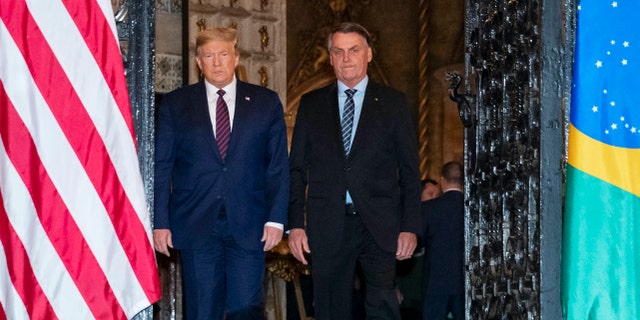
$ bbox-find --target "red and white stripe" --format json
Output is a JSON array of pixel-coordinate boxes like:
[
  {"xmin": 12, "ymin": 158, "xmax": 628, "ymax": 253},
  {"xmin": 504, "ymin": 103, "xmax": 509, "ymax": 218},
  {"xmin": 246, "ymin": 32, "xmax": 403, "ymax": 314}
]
[{"xmin": 0, "ymin": 1, "xmax": 161, "ymax": 319}]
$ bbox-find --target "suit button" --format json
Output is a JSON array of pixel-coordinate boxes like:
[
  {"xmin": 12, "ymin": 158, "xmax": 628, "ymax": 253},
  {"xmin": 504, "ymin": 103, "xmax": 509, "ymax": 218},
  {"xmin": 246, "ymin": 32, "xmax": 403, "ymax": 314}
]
[
  {"xmin": 222, "ymin": 167, "xmax": 228, "ymax": 172},
  {"xmin": 344, "ymin": 167, "xmax": 351, "ymax": 171}
]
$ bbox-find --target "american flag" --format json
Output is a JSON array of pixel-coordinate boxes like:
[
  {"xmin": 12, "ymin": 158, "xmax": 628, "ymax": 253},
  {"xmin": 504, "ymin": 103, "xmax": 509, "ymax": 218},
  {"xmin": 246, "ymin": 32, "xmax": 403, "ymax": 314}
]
[{"xmin": 0, "ymin": 1, "xmax": 161, "ymax": 319}]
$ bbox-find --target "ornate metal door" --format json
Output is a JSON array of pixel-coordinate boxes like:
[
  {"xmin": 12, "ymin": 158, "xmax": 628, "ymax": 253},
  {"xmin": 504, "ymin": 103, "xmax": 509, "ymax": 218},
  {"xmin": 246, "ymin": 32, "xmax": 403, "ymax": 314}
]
[{"xmin": 454, "ymin": 0, "xmax": 574, "ymax": 318}]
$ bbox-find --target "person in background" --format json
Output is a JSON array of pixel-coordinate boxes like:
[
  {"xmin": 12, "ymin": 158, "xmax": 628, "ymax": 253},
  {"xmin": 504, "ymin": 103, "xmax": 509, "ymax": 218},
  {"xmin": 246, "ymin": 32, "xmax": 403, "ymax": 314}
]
[
  {"xmin": 421, "ymin": 179, "xmax": 442, "ymax": 202},
  {"xmin": 421, "ymin": 161, "xmax": 464, "ymax": 320},
  {"xmin": 398, "ymin": 178, "xmax": 442, "ymax": 319},
  {"xmin": 287, "ymin": 22, "xmax": 422, "ymax": 319},
  {"xmin": 153, "ymin": 28, "xmax": 289, "ymax": 319}
]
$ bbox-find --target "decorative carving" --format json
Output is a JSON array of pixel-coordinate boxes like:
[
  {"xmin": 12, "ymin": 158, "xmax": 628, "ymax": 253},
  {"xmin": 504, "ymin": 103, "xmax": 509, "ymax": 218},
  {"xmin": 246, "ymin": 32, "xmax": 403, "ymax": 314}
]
[
  {"xmin": 464, "ymin": 0, "xmax": 542, "ymax": 318},
  {"xmin": 259, "ymin": 25, "xmax": 269, "ymax": 51},
  {"xmin": 261, "ymin": 0, "xmax": 269, "ymax": 11},
  {"xmin": 446, "ymin": 72, "xmax": 474, "ymax": 128},
  {"xmin": 155, "ymin": 0, "xmax": 182, "ymax": 13},
  {"xmin": 329, "ymin": 0, "xmax": 346, "ymax": 14},
  {"xmin": 229, "ymin": 0, "xmax": 238, "ymax": 8},
  {"xmin": 197, "ymin": 18, "xmax": 206, "ymax": 31},
  {"xmin": 266, "ymin": 258, "xmax": 311, "ymax": 282},
  {"xmin": 156, "ymin": 54, "xmax": 183, "ymax": 93},
  {"xmin": 266, "ymin": 241, "xmax": 311, "ymax": 282},
  {"xmin": 311, "ymin": 0, "xmax": 370, "ymax": 24},
  {"xmin": 259, "ymin": 66, "xmax": 269, "ymax": 87}
]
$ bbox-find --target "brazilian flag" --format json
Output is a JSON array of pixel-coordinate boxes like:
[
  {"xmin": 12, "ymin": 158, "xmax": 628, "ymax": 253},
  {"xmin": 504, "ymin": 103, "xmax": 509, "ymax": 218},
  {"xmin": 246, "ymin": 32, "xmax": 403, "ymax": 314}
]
[{"xmin": 562, "ymin": 1, "xmax": 640, "ymax": 319}]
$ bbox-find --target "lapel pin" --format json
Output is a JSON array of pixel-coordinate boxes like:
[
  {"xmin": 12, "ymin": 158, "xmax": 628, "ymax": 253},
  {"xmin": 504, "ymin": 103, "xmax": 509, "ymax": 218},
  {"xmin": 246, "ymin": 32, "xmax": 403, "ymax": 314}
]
[{"xmin": 245, "ymin": 96, "xmax": 251, "ymax": 101}]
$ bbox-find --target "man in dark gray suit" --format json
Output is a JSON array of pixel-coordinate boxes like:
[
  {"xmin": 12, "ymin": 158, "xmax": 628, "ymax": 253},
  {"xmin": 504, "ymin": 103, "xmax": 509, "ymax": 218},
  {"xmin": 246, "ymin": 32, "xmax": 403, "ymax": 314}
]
[
  {"xmin": 153, "ymin": 28, "xmax": 289, "ymax": 319},
  {"xmin": 421, "ymin": 161, "xmax": 464, "ymax": 320},
  {"xmin": 288, "ymin": 22, "xmax": 422, "ymax": 320}
]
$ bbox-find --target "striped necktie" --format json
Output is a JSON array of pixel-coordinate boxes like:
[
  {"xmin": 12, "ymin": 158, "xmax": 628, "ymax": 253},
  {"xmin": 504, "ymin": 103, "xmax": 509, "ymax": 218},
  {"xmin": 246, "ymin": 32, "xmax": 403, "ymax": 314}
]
[
  {"xmin": 216, "ymin": 89, "xmax": 230, "ymax": 160},
  {"xmin": 341, "ymin": 89, "xmax": 356, "ymax": 155}
]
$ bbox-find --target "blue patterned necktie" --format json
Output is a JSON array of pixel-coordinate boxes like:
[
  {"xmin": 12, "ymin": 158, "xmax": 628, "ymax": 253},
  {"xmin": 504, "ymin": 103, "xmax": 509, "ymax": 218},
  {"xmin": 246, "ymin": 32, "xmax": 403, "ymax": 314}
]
[
  {"xmin": 216, "ymin": 89, "xmax": 230, "ymax": 160},
  {"xmin": 341, "ymin": 89, "xmax": 356, "ymax": 155}
]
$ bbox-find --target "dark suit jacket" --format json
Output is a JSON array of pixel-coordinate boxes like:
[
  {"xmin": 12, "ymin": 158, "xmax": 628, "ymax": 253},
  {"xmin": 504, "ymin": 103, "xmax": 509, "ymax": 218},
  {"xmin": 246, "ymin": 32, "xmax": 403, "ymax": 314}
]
[
  {"xmin": 154, "ymin": 79, "xmax": 289, "ymax": 251},
  {"xmin": 422, "ymin": 190, "xmax": 464, "ymax": 295},
  {"xmin": 288, "ymin": 81, "xmax": 422, "ymax": 256}
]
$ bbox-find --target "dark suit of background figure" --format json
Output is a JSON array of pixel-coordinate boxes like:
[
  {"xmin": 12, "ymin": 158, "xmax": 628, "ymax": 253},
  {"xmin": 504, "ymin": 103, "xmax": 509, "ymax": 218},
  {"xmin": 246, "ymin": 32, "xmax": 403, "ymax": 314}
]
[
  {"xmin": 421, "ymin": 162, "xmax": 464, "ymax": 320},
  {"xmin": 288, "ymin": 22, "xmax": 422, "ymax": 320},
  {"xmin": 398, "ymin": 179, "xmax": 442, "ymax": 319},
  {"xmin": 154, "ymin": 28, "xmax": 289, "ymax": 320}
]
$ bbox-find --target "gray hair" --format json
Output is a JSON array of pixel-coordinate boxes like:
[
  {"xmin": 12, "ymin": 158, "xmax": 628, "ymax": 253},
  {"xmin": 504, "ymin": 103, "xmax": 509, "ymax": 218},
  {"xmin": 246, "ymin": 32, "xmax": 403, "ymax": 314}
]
[{"xmin": 326, "ymin": 22, "xmax": 372, "ymax": 51}]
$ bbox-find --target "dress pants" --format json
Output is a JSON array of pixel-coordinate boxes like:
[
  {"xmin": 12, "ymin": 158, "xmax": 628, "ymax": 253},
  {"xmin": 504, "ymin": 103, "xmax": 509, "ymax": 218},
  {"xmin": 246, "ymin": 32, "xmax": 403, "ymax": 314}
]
[
  {"xmin": 311, "ymin": 213, "xmax": 400, "ymax": 320},
  {"xmin": 180, "ymin": 211, "xmax": 266, "ymax": 320}
]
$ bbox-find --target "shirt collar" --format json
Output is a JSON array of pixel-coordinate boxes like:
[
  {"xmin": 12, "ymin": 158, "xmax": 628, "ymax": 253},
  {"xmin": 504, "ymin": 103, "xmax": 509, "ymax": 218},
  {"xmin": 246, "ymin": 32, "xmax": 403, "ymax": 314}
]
[
  {"xmin": 205, "ymin": 76, "xmax": 237, "ymax": 102},
  {"xmin": 337, "ymin": 76, "xmax": 368, "ymax": 96}
]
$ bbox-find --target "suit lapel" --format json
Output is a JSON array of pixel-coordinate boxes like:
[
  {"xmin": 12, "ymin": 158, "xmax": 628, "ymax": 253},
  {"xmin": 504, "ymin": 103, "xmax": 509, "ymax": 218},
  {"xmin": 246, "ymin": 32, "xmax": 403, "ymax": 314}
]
[
  {"xmin": 191, "ymin": 81, "xmax": 221, "ymax": 158},
  {"xmin": 227, "ymin": 81, "xmax": 251, "ymax": 160},
  {"xmin": 327, "ymin": 85, "xmax": 347, "ymax": 158},
  {"xmin": 350, "ymin": 82, "xmax": 377, "ymax": 157}
]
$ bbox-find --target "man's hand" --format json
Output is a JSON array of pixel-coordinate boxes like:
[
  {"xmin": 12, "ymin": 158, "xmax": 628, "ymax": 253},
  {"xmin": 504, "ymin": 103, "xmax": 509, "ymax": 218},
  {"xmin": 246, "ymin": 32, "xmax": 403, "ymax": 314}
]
[
  {"xmin": 153, "ymin": 229, "xmax": 173, "ymax": 257},
  {"xmin": 396, "ymin": 232, "xmax": 417, "ymax": 260},
  {"xmin": 287, "ymin": 228, "xmax": 311, "ymax": 265},
  {"xmin": 262, "ymin": 226, "xmax": 284, "ymax": 251}
]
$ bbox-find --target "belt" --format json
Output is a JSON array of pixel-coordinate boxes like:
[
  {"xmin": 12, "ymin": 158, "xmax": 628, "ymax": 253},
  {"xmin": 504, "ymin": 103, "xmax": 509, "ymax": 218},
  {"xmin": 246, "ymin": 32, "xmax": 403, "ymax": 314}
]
[{"xmin": 345, "ymin": 203, "xmax": 357, "ymax": 215}]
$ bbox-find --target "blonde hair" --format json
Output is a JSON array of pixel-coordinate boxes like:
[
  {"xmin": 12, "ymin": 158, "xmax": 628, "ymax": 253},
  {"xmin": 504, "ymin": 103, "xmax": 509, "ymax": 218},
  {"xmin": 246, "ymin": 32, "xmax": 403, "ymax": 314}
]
[{"xmin": 195, "ymin": 28, "xmax": 239, "ymax": 55}]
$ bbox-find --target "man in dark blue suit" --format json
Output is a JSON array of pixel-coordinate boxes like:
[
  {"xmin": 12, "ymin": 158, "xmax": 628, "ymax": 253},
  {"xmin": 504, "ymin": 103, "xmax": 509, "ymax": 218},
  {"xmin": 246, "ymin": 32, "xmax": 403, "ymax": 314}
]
[
  {"xmin": 153, "ymin": 28, "xmax": 289, "ymax": 319},
  {"xmin": 421, "ymin": 161, "xmax": 464, "ymax": 320}
]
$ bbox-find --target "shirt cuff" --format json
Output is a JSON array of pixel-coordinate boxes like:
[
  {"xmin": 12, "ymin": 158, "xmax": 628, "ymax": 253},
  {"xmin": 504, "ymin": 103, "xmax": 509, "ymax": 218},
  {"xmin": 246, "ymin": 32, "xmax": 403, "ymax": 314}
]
[{"xmin": 265, "ymin": 222, "xmax": 284, "ymax": 230}]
